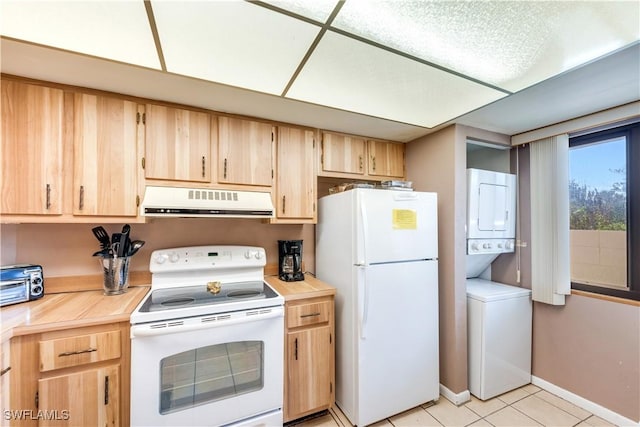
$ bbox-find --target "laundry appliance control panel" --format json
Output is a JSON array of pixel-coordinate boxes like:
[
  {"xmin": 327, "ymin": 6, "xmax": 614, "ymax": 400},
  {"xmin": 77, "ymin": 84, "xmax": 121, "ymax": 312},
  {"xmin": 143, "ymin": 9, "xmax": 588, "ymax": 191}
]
[{"xmin": 467, "ymin": 238, "xmax": 515, "ymax": 255}]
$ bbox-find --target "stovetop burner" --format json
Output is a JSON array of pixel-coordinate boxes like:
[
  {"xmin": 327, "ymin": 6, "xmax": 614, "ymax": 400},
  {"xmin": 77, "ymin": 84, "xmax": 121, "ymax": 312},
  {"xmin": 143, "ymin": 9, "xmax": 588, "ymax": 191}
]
[
  {"xmin": 160, "ymin": 297, "xmax": 196, "ymax": 307},
  {"xmin": 227, "ymin": 289, "xmax": 262, "ymax": 298},
  {"xmin": 131, "ymin": 246, "xmax": 284, "ymax": 324},
  {"xmin": 137, "ymin": 280, "xmax": 277, "ymax": 313}
]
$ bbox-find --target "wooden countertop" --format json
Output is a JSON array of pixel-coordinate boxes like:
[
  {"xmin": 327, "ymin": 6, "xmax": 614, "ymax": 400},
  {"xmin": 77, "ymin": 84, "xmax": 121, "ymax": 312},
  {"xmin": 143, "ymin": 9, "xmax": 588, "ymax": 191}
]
[
  {"xmin": 0, "ymin": 285, "xmax": 149, "ymax": 340},
  {"xmin": 265, "ymin": 274, "xmax": 336, "ymax": 301},
  {"xmin": 2, "ymin": 274, "xmax": 334, "ymax": 340}
]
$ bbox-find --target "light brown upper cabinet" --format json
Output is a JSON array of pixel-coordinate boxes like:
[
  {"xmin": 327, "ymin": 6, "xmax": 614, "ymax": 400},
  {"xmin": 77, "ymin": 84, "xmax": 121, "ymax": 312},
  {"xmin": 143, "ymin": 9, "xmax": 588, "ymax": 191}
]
[
  {"xmin": 274, "ymin": 127, "xmax": 316, "ymax": 223},
  {"xmin": 218, "ymin": 116, "xmax": 274, "ymax": 187},
  {"xmin": 367, "ymin": 139, "xmax": 405, "ymax": 178},
  {"xmin": 319, "ymin": 132, "xmax": 405, "ymax": 181},
  {"xmin": 1, "ymin": 80, "xmax": 64, "ymax": 215},
  {"xmin": 320, "ymin": 132, "xmax": 366, "ymax": 176},
  {"xmin": 73, "ymin": 94, "xmax": 139, "ymax": 216},
  {"xmin": 143, "ymin": 104, "xmax": 211, "ymax": 182}
]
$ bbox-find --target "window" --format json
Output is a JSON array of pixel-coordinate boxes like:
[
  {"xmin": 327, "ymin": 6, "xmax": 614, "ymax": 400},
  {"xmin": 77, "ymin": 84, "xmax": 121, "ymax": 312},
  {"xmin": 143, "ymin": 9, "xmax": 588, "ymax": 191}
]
[{"xmin": 569, "ymin": 122, "xmax": 639, "ymax": 301}]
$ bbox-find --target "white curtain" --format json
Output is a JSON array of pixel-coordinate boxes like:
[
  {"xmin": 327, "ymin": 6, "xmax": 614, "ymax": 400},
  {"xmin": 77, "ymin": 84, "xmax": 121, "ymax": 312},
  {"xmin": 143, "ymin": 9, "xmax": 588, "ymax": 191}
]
[{"xmin": 529, "ymin": 134, "xmax": 570, "ymax": 305}]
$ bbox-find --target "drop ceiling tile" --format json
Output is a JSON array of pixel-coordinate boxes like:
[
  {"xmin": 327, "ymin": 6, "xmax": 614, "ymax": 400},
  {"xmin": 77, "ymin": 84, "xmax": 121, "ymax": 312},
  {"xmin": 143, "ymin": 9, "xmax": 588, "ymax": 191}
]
[
  {"xmin": 286, "ymin": 31, "xmax": 507, "ymax": 128},
  {"xmin": 151, "ymin": 0, "xmax": 321, "ymax": 95},
  {"xmin": 332, "ymin": 0, "xmax": 640, "ymax": 92},
  {"xmin": 262, "ymin": 0, "xmax": 341, "ymax": 23},
  {"xmin": 0, "ymin": 1, "xmax": 160, "ymax": 69}
]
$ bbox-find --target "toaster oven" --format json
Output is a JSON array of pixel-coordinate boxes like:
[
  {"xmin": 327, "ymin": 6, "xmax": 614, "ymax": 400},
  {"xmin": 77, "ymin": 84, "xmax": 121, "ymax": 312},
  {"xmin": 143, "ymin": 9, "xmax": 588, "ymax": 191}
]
[{"xmin": 0, "ymin": 264, "xmax": 44, "ymax": 307}]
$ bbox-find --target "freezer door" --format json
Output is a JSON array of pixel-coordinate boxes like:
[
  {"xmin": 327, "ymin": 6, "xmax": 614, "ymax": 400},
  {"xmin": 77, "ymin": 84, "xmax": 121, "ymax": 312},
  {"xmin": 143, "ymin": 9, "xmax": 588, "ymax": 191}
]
[
  {"xmin": 356, "ymin": 189, "xmax": 438, "ymax": 264},
  {"xmin": 356, "ymin": 261, "xmax": 439, "ymax": 426}
]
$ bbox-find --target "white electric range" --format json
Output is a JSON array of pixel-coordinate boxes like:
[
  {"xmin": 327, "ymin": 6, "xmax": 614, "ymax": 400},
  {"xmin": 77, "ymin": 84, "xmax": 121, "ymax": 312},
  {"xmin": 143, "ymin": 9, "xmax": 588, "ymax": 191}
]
[{"xmin": 130, "ymin": 245, "xmax": 284, "ymax": 427}]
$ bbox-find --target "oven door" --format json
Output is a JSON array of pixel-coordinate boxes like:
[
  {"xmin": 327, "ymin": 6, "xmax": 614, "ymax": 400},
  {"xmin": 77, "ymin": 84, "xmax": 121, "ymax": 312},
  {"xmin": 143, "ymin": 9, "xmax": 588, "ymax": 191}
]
[{"xmin": 130, "ymin": 306, "xmax": 284, "ymax": 427}]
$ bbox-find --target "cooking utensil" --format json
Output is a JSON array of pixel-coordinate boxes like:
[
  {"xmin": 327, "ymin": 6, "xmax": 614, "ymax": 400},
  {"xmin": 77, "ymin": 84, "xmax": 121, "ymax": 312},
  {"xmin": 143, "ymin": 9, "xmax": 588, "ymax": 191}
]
[
  {"xmin": 111, "ymin": 233, "xmax": 123, "ymax": 257},
  {"xmin": 120, "ymin": 224, "xmax": 131, "ymax": 257},
  {"xmin": 92, "ymin": 226, "xmax": 111, "ymax": 250},
  {"xmin": 127, "ymin": 240, "xmax": 145, "ymax": 257},
  {"xmin": 92, "ymin": 249, "xmax": 111, "ymax": 257}
]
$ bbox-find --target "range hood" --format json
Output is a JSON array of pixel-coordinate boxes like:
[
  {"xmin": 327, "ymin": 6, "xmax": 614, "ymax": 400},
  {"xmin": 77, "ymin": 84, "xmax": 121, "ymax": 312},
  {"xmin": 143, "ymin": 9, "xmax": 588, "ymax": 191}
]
[{"xmin": 140, "ymin": 186, "xmax": 274, "ymax": 218}]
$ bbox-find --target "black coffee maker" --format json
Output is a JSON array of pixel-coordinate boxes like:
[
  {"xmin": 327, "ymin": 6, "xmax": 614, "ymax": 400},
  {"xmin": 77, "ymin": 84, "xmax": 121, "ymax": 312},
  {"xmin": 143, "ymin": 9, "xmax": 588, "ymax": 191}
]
[{"xmin": 278, "ymin": 240, "xmax": 304, "ymax": 282}]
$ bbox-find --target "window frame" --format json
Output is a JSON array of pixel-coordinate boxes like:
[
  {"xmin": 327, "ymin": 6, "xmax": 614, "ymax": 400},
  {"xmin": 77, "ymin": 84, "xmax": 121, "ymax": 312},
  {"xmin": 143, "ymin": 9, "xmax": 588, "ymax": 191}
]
[{"xmin": 569, "ymin": 122, "xmax": 639, "ymax": 301}]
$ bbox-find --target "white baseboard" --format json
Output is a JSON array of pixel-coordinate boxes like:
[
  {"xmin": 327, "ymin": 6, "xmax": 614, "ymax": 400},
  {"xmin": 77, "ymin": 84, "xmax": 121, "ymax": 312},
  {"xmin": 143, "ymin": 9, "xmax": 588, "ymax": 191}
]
[
  {"xmin": 439, "ymin": 384, "xmax": 471, "ymax": 406},
  {"xmin": 532, "ymin": 376, "xmax": 639, "ymax": 427}
]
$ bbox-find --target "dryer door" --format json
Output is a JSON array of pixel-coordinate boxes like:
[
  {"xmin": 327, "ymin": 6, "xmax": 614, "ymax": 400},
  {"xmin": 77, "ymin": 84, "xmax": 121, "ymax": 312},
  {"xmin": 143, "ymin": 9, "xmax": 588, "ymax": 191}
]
[
  {"xmin": 478, "ymin": 182, "xmax": 508, "ymax": 232},
  {"xmin": 467, "ymin": 168, "xmax": 516, "ymax": 239}
]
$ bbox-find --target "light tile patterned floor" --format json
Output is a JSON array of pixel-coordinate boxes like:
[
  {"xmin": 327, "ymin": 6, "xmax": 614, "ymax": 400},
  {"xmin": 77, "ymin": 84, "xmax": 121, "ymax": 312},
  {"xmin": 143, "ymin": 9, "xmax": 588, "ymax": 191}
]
[{"xmin": 289, "ymin": 385, "xmax": 618, "ymax": 427}]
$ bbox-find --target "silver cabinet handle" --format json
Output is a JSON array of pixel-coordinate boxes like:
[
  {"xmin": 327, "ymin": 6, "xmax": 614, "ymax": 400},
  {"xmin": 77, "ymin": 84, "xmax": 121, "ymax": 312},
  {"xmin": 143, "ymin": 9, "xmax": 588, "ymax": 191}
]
[
  {"xmin": 223, "ymin": 158, "xmax": 228, "ymax": 179},
  {"xmin": 46, "ymin": 184, "xmax": 51, "ymax": 209},
  {"xmin": 202, "ymin": 156, "xmax": 206, "ymax": 178},
  {"xmin": 79, "ymin": 185, "xmax": 85, "ymax": 210},
  {"xmin": 58, "ymin": 347, "xmax": 97, "ymax": 357}
]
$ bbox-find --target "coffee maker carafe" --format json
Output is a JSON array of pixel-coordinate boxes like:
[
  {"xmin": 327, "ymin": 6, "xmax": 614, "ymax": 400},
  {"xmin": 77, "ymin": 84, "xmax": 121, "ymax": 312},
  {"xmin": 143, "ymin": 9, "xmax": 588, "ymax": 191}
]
[{"xmin": 278, "ymin": 240, "xmax": 304, "ymax": 282}]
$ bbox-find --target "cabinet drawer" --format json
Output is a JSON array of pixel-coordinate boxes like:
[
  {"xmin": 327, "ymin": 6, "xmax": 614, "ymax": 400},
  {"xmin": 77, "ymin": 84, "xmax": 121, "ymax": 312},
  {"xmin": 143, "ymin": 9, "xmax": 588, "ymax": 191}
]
[
  {"xmin": 39, "ymin": 330, "xmax": 121, "ymax": 372},
  {"xmin": 287, "ymin": 301, "xmax": 331, "ymax": 329}
]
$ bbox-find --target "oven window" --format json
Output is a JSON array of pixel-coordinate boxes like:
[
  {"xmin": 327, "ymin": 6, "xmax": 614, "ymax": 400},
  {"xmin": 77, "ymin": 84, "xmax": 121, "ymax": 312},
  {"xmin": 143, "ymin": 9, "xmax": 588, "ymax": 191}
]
[{"xmin": 159, "ymin": 341, "xmax": 264, "ymax": 414}]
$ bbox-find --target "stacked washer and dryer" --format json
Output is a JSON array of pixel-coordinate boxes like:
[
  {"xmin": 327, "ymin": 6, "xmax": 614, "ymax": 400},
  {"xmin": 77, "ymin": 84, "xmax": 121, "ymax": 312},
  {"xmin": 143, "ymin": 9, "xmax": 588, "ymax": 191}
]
[{"xmin": 466, "ymin": 168, "xmax": 532, "ymax": 400}]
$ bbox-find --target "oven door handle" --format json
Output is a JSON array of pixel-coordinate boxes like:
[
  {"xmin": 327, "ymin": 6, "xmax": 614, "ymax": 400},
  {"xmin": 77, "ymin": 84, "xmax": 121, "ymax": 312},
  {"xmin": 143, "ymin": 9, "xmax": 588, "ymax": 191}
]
[{"xmin": 130, "ymin": 308, "xmax": 283, "ymax": 338}]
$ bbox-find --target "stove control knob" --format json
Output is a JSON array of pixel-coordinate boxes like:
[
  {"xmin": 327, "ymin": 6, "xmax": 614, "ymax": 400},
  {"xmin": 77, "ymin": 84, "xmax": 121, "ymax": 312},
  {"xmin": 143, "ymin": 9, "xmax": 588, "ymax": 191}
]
[
  {"xmin": 244, "ymin": 251, "xmax": 252, "ymax": 259},
  {"xmin": 470, "ymin": 242, "xmax": 480, "ymax": 251},
  {"xmin": 154, "ymin": 254, "xmax": 167, "ymax": 264},
  {"xmin": 254, "ymin": 251, "xmax": 263, "ymax": 259},
  {"xmin": 169, "ymin": 252, "xmax": 180, "ymax": 263},
  {"xmin": 505, "ymin": 241, "xmax": 514, "ymax": 251}
]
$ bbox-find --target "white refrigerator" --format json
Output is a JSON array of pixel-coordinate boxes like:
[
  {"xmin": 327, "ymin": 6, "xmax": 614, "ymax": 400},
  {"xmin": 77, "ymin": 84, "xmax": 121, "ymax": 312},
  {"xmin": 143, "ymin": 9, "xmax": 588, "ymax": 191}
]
[{"xmin": 316, "ymin": 188, "xmax": 439, "ymax": 426}]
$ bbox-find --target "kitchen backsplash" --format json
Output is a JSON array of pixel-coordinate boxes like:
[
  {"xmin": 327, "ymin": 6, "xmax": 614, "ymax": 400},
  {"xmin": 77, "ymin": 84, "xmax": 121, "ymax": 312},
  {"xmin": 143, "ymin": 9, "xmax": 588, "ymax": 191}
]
[{"xmin": 0, "ymin": 220, "xmax": 314, "ymax": 277}]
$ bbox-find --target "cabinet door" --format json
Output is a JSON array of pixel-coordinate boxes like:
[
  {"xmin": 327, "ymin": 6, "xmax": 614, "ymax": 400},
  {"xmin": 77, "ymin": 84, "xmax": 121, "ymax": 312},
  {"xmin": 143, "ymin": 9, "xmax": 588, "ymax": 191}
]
[
  {"xmin": 276, "ymin": 127, "xmax": 315, "ymax": 220},
  {"xmin": 321, "ymin": 132, "xmax": 365, "ymax": 175},
  {"xmin": 367, "ymin": 140, "xmax": 405, "ymax": 178},
  {"xmin": 38, "ymin": 365, "xmax": 119, "ymax": 427},
  {"xmin": 73, "ymin": 94, "xmax": 139, "ymax": 216},
  {"xmin": 144, "ymin": 104, "xmax": 211, "ymax": 182},
  {"xmin": 218, "ymin": 116, "xmax": 273, "ymax": 186},
  {"xmin": 286, "ymin": 326, "xmax": 332, "ymax": 419},
  {"xmin": 0, "ymin": 341, "xmax": 10, "ymax": 427},
  {"xmin": 1, "ymin": 81, "xmax": 64, "ymax": 215}
]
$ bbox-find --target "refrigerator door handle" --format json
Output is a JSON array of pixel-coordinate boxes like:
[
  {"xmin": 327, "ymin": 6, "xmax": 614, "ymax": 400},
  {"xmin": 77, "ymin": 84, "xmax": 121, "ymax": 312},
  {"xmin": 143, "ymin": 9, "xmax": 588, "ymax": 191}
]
[
  {"xmin": 392, "ymin": 191, "xmax": 419, "ymax": 200},
  {"xmin": 359, "ymin": 266, "xmax": 370, "ymax": 340},
  {"xmin": 358, "ymin": 196, "xmax": 369, "ymax": 266}
]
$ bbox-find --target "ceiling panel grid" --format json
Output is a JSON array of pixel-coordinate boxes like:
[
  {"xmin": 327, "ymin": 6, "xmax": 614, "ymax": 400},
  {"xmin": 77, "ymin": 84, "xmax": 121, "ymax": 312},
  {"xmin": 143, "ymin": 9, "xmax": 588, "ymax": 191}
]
[{"xmin": 1, "ymin": 0, "xmax": 638, "ymax": 139}]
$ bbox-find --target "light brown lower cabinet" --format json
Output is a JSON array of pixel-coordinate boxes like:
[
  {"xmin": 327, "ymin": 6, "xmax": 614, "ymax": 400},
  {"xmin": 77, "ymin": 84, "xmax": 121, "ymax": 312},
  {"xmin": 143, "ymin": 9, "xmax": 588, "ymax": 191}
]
[
  {"xmin": 284, "ymin": 296, "xmax": 335, "ymax": 422},
  {"xmin": 38, "ymin": 365, "xmax": 119, "ymax": 427},
  {"xmin": 1, "ymin": 340, "xmax": 11, "ymax": 427},
  {"xmin": 7, "ymin": 323, "xmax": 129, "ymax": 427}
]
